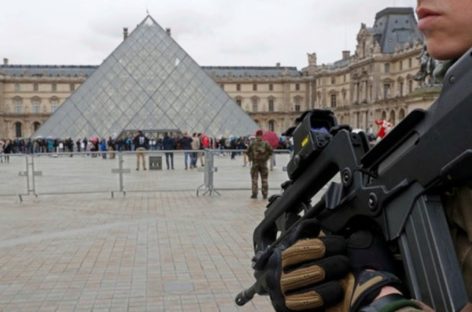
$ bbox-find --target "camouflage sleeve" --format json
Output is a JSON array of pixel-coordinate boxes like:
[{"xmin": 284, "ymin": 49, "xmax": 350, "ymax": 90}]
[
  {"xmin": 267, "ymin": 142, "xmax": 273, "ymax": 156},
  {"xmin": 247, "ymin": 145, "xmax": 253, "ymax": 161}
]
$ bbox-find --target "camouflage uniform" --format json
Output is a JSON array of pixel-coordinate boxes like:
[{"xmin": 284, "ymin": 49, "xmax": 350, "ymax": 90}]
[
  {"xmin": 444, "ymin": 185, "xmax": 472, "ymax": 298},
  {"xmin": 247, "ymin": 138, "xmax": 273, "ymax": 198},
  {"xmin": 431, "ymin": 60, "xmax": 472, "ymax": 301}
]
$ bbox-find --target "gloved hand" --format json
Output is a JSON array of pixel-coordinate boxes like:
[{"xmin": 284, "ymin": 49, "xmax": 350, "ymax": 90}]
[
  {"xmin": 261, "ymin": 219, "xmax": 350, "ymax": 311},
  {"xmin": 345, "ymin": 230, "xmax": 407, "ymax": 312}
]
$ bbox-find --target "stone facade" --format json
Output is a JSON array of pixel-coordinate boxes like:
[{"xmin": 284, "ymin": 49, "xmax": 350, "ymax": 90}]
[
  {"xmin": 303, "ymin": 7, "xmax": 437, "ymax": 131},
  {"xmin": 0, "ymin": 63, "xmax": 93, "ymax": 138},
  {"xmin": 0, "ymin": 7, "xmax": 440, "ymax": 139}
]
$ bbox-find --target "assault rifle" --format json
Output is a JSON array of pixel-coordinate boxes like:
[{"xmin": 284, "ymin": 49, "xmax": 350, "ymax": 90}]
[{"xmin": 236, "ymin": 49, "xmax": 472, "ymax": 311}]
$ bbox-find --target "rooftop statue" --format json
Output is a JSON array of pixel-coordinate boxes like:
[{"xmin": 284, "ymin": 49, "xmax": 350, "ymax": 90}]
[{"xmin": 414, "ymin": 45, "xmax": 438, "ymax": 85}]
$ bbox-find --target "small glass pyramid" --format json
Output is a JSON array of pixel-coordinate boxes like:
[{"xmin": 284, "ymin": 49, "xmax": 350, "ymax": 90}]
[{"xmin": 35, "ymin": 15, "xmax": 258, "ymax": 139}]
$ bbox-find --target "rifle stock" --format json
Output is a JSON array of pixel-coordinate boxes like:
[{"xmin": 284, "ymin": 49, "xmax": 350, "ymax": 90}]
[{"xmin": 237, "ymin": 49, "xmax": 472, "ymax": 311}]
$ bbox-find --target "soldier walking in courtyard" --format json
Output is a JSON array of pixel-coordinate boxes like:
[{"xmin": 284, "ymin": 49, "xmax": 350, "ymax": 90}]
[{"xmin": 247, "ymin": 130, "xmax": 273, "ymax": 199}]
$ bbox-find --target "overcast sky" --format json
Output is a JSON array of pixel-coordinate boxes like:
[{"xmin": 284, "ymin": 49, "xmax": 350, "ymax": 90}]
[{"xmin": 1, "ymin": 0, "xmax": 417, "ymax": 69}]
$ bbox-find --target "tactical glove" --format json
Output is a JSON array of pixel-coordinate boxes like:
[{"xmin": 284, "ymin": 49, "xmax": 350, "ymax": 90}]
[
  {"xmin": 262, "ymin": 219, "xmax": 350, "ymax": 311},
  {"xmin": 346, "ymin": 230, "xmax": 414, "ymax": 312}
]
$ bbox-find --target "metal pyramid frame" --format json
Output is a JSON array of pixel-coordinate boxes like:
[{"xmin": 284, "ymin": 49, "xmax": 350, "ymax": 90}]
[{"xmin": 35, "ymin": 15, "xmax": 258, "ymax": 139}]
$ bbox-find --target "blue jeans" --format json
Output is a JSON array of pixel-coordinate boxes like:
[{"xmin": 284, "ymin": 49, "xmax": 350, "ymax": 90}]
[{"xmin": 184, "ymin": 152, "xmax": 191, "ymax": 169}]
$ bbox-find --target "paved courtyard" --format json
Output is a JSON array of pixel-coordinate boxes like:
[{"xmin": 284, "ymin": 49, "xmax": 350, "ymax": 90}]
[{"xmin": 0, "ymin": 153, "xmax": 297, "ymax": 312}]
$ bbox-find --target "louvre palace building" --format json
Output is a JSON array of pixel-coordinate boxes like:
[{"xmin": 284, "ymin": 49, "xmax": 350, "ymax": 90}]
[{"xmin": 0, "ymin": 7, "xmax": 439, "ymax": 139}]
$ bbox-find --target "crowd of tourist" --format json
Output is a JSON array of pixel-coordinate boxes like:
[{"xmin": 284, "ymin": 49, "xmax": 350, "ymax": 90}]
[{"xmin": 0, "ymin": 132, "xmax": 293, "ymax": 164}]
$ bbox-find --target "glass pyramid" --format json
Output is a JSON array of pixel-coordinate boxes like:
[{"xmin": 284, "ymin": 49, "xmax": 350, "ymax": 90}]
[{"xmin": 35, "ymin": 15, "xmax": 258, "ymax": 139}]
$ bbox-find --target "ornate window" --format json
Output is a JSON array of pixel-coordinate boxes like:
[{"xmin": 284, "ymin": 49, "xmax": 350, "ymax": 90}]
[
  {"xmin": 50, "ymin": 97, "xmax": 60, "ymax": 112},
  {"xmin": 268, "ymin": 97, "xmax": 275, "ymax": 112},
  {"xmin": 13, "ymin": 97, "xmax": 23, "ymax": 113},
  {"xmin": 70, "ymin": 83, "xmax": 75, "ymax": 91},
  {"xmin": 294, "ymin": 96, "xmax": 303, "ymax": 112},
  {"xmin": 236, "ymin": 83, "xmax": 241, "ymax": 91},
  {"xmin": 15, "ymin": 122, "xmax": 22, "ymax": 138},
  {"xmin": 389, "ymin": 110, "xmax": 396, "ymax": 125},
  {"xmin": 383, "ymin": 83, "xmax": 391, "ymax": 99},
  {"xmin": 235, "ymin": 96, "xmax": 242, "ymax": 107},
  {"xmin": 31, "ymin": 97, "xmax": 41, "ymax": 113},
  {"xmin": 330, "ymin": 94, "xmax": 337, "ymax": 108},
  {"xmin": 399, "ymin": 109, "xmax": 406, "ymax": 120},
  {"xmin": 269, "ymin": 83, "xmax": 273, "ymax": 91},
  {"xmin": 342, "ymin": 89, "xmax": 347, "ymax": 102},
  {"xmin": 295, "ymin": 83, "xmax": 300, "ymax": 90},
  {"xmin": 33, "ymin": 121, "xmax": 41, "ymax": 132},
  {"xmin": 268, "ymin": 120, "xmax": 275, "ymax": 132},
  {"xmin": 384, "ymin": 63, "xmax": 390, "ymax": 73},
  {"xmin": 33, "ymin": 83, "xmax": 39, "ymax": 91},
  {"xmin": 251, "ymin": 96, "xmax": 259, "ymax": 112},
  {"xmin": 14, "ymin": 83, "xmax": 21, "ymax": 92},
  {"xmin": 51, "ymin": 83, "xmax": 57, "ymax": 92},
  {"xmin": 252, "ymin": 84, "xmax": 257, "ymax": 91}
]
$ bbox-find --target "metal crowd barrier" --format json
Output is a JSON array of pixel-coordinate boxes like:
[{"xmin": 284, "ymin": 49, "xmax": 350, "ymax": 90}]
[{"xmin": 0, "ymin": 149, "xmax": 292, "ymax": 200}]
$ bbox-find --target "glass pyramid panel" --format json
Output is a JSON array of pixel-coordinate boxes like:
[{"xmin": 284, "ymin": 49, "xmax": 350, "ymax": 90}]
[{"xmin": 34, "ymin": 15, "xmax": 258, "ymax": 139}]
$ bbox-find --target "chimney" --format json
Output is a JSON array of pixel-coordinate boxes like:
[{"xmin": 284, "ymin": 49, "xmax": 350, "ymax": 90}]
[
  {"xmin": 342, "ymin": 50, "xmax": 350, "ymax": 60},
  {"xmin": 123, "ymin": 28, "xmax": 128, "ymax": 40},
  {"xmin": 166, "ymin": 28, "xmax": 171, "ymax": 36},
  {"xmin": 3, "ymin": 58, "xmax": 8, "ymax": 65},
  {"xmin": 276, "ymin": 62, "xmax": 281, "ymax": 67}
]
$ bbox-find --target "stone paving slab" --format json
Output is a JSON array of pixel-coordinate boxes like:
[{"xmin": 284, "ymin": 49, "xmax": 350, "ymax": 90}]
[
  {"xmin": 0, "ymin": 191, "xmax": 277, "ymax": 311},
  {"xmin": 0, "ymin": 152, "xmax": 332, "ymax": 311}
]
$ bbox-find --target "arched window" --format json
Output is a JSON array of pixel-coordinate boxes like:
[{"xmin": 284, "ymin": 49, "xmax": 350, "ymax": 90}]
[
  {"xmin": 381, "ymin": 111, "xmax": 387, "ymax": 120},
  {"xmin": 399, "ymin": 108, "xmax": 406, "ymax": 120},
  {"xmin": 268, "ymin": 120, "xmax": 275, "ymax": 132},
  {"xmin": 33, "ymin": 121, "xmax": 41, "ymax": 132},
  {"xmin": 15, "ymin": 122, "xmax": 22, "ymax": 138},
  {"xmin": 389, "ymin": 110, "xmax": 396, "ymax": 125}
]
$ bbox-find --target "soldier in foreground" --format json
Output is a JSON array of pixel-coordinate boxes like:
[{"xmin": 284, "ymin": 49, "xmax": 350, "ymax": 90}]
[
  {"xmin": 247, "ymin": 130, "xmax": 273, "ymax": 200},
  {"xmin": 252, "ymin": 0, "xmax": 472, "ymax": 311}
]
